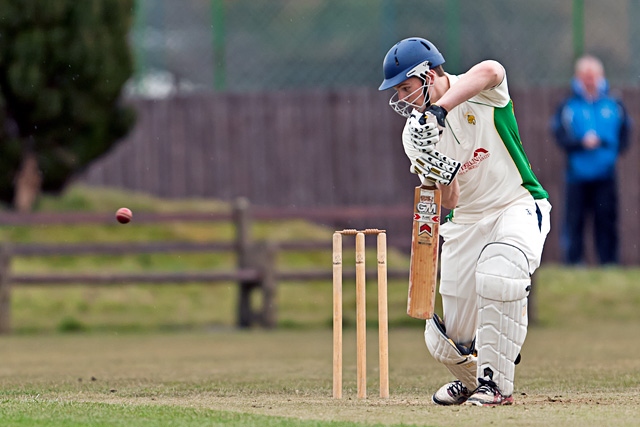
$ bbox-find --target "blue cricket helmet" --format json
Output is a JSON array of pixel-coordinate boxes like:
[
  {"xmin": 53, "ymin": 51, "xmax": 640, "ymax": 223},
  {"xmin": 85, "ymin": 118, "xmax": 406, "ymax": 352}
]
[{"xmin": 379, "ymin": 38, "xmax": 445, "ymax": 91}]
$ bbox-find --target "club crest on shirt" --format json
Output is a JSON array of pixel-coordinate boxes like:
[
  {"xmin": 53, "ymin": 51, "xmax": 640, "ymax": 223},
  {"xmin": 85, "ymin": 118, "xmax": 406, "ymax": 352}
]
[
  {"xmin": 459, "ymin": 148, "xmax": 490, "ymax": 175},
  {"xmin": 466, "ymin": 113, "xmax": 476, "ymax": 125}
]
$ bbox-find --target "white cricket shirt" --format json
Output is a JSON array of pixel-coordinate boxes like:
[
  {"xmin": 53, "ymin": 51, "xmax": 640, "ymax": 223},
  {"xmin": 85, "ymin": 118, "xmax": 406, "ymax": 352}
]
[{"xmin": 402, "ymin": 71, "xmax": 548, "ymax": 224}]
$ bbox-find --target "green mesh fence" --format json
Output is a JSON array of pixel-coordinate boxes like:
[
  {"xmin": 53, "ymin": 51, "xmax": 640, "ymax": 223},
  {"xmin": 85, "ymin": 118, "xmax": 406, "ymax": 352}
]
[{"xmin": 128, "ymin": 0, "xmax": 640, "ymax": 96}]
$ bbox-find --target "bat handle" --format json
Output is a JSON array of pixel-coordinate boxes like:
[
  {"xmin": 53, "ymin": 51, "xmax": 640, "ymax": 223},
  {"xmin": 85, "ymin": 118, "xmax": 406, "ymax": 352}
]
[{"xmin": 421, "ymin": 182, "xmax": 437, "ymax": 190}]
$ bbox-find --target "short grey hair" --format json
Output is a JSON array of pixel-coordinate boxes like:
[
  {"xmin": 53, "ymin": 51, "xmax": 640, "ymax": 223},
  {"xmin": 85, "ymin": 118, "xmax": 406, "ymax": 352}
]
[{"xmin": 575, "ymin": 55, "xmax": 604, "ymax": 76}]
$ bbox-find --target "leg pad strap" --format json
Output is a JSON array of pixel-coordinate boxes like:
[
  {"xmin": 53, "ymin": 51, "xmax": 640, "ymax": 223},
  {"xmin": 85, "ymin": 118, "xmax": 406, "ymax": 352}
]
[{"xmin": 425, "ymin": 314, "xmax": 478, "ymax": 391}]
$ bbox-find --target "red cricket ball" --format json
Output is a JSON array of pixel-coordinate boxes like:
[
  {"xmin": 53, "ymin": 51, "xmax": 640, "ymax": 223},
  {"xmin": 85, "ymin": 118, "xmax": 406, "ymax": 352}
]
[{"xmin": 115, "ymin": 207, "xmax": 132, "ymax": 224}]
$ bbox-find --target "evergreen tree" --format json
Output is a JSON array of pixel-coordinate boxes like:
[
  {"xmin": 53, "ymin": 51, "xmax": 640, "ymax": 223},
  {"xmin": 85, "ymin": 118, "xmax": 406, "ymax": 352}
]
[{"xmin": 0, "ymin": 0, "xmax": 135, "ymax": 210}]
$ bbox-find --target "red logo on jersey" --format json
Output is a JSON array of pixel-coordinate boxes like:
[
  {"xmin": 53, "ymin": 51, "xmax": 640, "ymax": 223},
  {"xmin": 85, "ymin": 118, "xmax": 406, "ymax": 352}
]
[{"xmin": 459, "ymin": 148, "xmax": 490, "ymax": 175}]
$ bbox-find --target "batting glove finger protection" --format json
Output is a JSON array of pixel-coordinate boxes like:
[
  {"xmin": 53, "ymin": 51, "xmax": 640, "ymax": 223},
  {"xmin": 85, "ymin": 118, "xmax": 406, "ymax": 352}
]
[
  {"xmin": 409, "ymin": 113, "xmax": 440, "ymax": 149},
  {"xmin": 409, "ymin": 149, "xmax": 461, "ymax": 186}
]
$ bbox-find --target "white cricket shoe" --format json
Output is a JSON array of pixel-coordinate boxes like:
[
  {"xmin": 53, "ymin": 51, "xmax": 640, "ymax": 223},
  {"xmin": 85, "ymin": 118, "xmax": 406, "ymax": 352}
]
[
  {"xmin": 464, "ymin": 378, "xmax": 514, "ymax": 406},
  {"xmin": 432, "ymin": 380, "xmax": 472, "ymax": 405}
]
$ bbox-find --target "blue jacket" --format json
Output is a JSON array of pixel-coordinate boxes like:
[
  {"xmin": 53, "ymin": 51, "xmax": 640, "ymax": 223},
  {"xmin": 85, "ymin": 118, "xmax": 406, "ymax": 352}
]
[{"xmin": 551, "ymin": 78, "xmax": 631, "ymax": 183}]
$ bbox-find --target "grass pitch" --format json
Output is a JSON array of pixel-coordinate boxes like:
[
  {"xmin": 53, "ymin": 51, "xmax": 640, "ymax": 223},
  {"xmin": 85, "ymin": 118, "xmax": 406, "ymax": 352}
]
[
  {"xmin": 1, "ymin": 186, "xmax": 639, "ymax": 425},
  {"xmin": 1, "ymin": 323, "xmax": 640, "ymax": 426}
]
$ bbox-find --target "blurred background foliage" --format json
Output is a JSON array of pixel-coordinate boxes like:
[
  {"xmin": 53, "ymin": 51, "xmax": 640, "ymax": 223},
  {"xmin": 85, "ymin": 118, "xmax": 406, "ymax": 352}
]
[
  {"xmin": 0, "ymin": 0, "xmax": 135, "ymax": 208},
  {"xmin": 2, "ymin": 0, "xmax": 639, "ymax": 208}
]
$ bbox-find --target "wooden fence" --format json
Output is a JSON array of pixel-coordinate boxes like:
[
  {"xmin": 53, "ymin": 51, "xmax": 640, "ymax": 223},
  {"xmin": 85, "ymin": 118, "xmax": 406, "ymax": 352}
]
[
  {"xmin": 0, "ymin": 199, "xmax": 410, "ymax": 334},
  {"xmin": 81, "ymin": 87, "xmax": 640, "ymax": 265}
]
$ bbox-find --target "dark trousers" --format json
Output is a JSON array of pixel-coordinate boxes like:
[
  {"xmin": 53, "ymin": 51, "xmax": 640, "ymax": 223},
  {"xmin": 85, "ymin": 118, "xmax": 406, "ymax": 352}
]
[{"xmin": 562, "ymin": 178, "xmax": 619, "ymax": 265}]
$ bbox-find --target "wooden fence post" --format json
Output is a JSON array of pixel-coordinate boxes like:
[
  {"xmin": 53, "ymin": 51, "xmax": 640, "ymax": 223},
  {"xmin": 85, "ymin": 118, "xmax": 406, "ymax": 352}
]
[
  {"xmin": 234, "ymin": 197, "xmax": 258, "ymax": 327},
  {"xmin": 260, "ymin": 241, "xmax": 278, "ymax": 328},
  {"xmin": 0, "ymin": 243, "xmax": 12, "ymax": 334}
]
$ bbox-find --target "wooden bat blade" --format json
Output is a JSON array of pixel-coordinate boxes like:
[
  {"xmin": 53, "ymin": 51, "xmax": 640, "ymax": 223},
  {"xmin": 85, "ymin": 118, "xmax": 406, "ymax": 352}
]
[{"xmin": 407, "ymin": 185, "xmax": 441, "ymax": 319}]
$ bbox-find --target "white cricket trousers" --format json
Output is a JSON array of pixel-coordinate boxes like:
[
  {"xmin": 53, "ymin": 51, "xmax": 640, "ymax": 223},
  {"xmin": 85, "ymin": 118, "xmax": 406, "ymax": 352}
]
[{"xmin": 437, "ymin": 198, "xmax": 551, "ymax": 347}]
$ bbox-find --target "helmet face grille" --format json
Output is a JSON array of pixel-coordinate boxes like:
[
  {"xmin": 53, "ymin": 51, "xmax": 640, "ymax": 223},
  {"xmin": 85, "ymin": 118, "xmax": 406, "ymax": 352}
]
[{"xmin": 387, "ymin": 74, "xmax": 433, "ymax": 118}]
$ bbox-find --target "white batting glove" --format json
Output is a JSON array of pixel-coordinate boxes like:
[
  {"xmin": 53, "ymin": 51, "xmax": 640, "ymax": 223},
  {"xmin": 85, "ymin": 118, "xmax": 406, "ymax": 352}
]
[
  {"xmin": 408, "ymin": 112, "xmax": 440, "ymax": 151},
  {"xmin": 410, "ymin": 149, "xmax": 461, "ymax": 186}
]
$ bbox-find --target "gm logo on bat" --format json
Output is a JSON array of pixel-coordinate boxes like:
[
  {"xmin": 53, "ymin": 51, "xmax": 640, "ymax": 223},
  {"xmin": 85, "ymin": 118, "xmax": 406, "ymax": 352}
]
[{"xmin": 416, "ymin": 202, "xmax": 437, "ymax": 215}]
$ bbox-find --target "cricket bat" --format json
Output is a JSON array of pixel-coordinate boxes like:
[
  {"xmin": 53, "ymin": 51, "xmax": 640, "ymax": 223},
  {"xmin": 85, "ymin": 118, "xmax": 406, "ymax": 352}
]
[{"xmin": 407, "ymin": 184, "xmax": 441, "ymax": 319}]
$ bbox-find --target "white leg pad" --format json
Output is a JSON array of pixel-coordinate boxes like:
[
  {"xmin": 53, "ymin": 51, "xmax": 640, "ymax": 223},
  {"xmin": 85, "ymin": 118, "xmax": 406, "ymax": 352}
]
[
  {"xmin": 425, "ymin": 315, "xmax": 478, "ymax": 391},
  {"xmin": 476, "ymin": 243, "xmax": 530, "ymax": 397}
]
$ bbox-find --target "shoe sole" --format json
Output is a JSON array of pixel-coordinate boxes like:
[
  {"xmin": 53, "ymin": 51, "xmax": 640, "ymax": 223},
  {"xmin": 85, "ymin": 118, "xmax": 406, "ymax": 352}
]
[
  {"xmin": 432, "ymin": 395, "xmax": 470, "ymax": 406},
  {"xmin": 464, "ymin": 397, "xmax": 514, "ymax": 407}
]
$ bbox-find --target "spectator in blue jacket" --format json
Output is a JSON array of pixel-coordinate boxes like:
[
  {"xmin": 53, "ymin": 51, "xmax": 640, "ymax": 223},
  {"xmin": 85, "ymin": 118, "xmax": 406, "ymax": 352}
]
[{"xmin": 551, "ymin": 55, "xmax": 631, "ymax": 265}]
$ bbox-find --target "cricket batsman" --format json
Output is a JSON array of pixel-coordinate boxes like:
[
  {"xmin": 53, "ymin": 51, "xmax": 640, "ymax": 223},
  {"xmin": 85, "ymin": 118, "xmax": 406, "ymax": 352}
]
[{"xmin": 379, "ymin": 37, "xmax": 551, "ymax": 406}]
